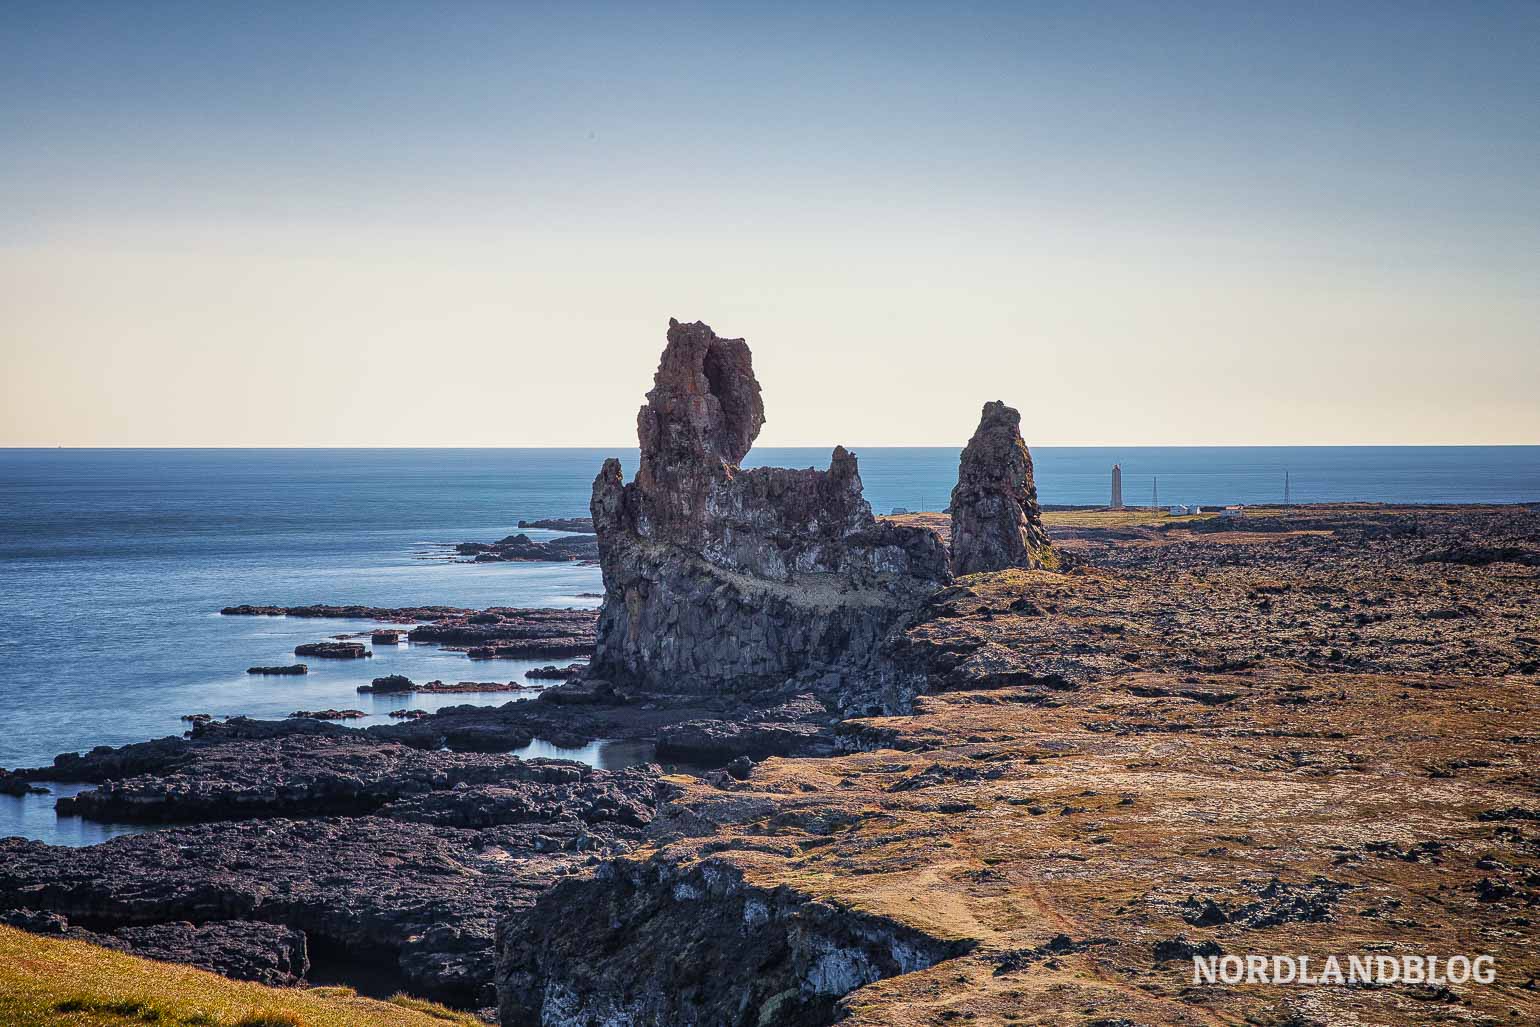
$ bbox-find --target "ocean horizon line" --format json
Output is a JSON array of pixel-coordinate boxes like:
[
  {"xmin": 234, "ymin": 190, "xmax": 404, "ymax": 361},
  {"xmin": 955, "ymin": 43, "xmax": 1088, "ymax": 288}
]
[{"xmin": 3, "ymin": 442, "xmax": 1539, "ymax": 451}]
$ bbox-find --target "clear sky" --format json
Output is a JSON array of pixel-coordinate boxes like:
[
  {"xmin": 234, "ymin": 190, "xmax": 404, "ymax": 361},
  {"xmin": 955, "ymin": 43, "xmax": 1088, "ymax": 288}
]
[{"xmin": 2, "ymin": 1, "xmax": 1536, "ymax": 447}]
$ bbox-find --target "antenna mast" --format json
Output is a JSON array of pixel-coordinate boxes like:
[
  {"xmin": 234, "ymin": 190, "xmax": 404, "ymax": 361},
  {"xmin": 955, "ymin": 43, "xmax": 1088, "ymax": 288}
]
[{"xmin": 1284, "ymin": 470, "xmax": 1291, "ymax": 508}]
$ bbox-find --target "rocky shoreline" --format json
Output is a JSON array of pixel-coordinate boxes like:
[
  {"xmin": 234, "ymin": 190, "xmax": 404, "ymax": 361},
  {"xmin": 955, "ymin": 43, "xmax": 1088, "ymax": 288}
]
[
  {"xmin": 223, "ymin": 604, "xmax": 601, "ymax": 663},
  {"xmin": 10, "ymin": 498, "xmax": 1534, "ymax": 1023},
  {"xmin": 5, "ymin": 321, "xmax": 1538, "ymax": 1025},
  {"xmin": 357, "ymin": 675, "xmax": 545, "ymax": 695}
]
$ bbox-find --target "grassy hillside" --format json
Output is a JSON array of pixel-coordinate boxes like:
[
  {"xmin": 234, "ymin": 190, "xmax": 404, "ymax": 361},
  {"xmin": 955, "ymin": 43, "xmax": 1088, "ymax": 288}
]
[{"xmin": 0, "ymin": 925, "xmax": 479, "ymax": 1027}]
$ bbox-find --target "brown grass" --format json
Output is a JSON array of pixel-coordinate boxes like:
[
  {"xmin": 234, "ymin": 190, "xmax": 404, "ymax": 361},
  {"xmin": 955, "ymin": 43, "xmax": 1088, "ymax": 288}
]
[{"xmin": 0, "ymin": 925, "xmax": 479, "ymax": 1027}]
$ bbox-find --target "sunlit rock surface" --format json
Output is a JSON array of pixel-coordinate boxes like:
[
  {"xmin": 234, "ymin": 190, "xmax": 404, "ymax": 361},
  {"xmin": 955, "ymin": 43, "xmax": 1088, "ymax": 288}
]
[
  {"xmin": 588, "ymin": 319, "xmax": 951, "ymax": 699},
  {"xmin": 949, "ymin": 400, "xmax": 1054, "ymax": 574}
]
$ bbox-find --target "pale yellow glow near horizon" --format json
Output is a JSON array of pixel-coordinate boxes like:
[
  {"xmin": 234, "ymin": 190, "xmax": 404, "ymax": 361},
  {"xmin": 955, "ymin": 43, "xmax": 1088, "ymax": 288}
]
[
  {"xmin": 3, "ymin": 215, "xmax": 1535, "ymax": 449},
  {"xmin": 5, "ymin": 3, "xmax": 1538, "ymax": 449}
]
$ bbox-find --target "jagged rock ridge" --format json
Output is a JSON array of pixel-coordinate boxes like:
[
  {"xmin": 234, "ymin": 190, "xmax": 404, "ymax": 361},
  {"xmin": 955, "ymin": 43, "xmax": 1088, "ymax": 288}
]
[
  {"xmin": 949, "ymin": 400, "xmax": 1054, "ymax": 574},
  {"xmin": 589, "ymin": 319, "xmax": 951, "ymax": 700}
]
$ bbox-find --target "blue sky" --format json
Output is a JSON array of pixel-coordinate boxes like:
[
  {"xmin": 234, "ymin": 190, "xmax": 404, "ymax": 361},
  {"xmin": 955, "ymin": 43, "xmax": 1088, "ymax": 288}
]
[{"xmin": 2, "ymin": 2, "xmax": 1537, "ymax": 445}]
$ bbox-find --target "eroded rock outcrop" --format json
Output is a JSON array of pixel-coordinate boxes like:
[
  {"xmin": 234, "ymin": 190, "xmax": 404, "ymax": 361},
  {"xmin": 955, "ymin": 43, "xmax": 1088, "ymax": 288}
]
[
  {"xmin": 588, "ymin": 320, "xmax": 950, "ymax": 701},
  {"xmin": 949, "ymin": 400, "xmax": 1054, "ymax": 574},
  {"xmin": 1, "ymin": 738, "xmax": 663, "ymax": 1006},
  {"xmin": 497, "ymin": 854, "xmax": 969, "ymax": 1027}
]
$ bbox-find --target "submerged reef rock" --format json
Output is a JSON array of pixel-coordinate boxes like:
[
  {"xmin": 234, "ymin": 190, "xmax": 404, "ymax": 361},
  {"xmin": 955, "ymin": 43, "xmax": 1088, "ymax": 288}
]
[
  {"xmin": 588, "ymin": 319, "xmax": 951, "ymax": 701},
  {"xmin": 949, "ymin": 400, "xmax": 1054, "ymax": 574}
]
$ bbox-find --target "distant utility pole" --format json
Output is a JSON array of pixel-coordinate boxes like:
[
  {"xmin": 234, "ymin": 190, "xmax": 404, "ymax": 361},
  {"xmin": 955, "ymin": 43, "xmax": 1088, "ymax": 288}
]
[
  {"xmin": 1152, "ymin": 476, "xmax": 1159, "ymax": 512},
  {"xmin": 1284, "ymin": 470, "xmax": 1291, "ymax": 507}
]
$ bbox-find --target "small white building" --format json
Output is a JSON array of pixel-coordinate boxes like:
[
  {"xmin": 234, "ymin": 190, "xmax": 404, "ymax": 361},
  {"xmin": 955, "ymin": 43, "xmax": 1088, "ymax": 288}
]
[
  {"xmin": 890, "ymin": 506, "xmax": 910, "ymax": 515},
  {"xmin": 1220, "ymin": 505, "xmax": 1246, "ymax": 521},
  {"xmin": 1169, "ymin": 504, "xmax": 1188, "ymax": 516}
]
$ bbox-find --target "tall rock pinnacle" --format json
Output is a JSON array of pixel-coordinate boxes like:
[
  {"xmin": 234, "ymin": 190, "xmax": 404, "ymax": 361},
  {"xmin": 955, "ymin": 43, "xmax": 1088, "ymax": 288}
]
[
  {"xmin": 949, "ymin": 401, "xmax": 1055, "ymax": 575},
  {"xmin": 588, "ymin": 319, "xmax": 951, "ymax": 704},
  {"xmin": 632, "ymin": 319, "xmax": 765, "ymax": 542}
]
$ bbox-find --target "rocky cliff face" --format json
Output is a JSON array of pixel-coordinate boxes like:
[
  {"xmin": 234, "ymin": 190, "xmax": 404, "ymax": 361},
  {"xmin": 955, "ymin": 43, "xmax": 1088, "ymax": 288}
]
[
  {"xmin": 497, "ymin": 851, "xmax": 968, "ymax": 1027},
  {"xmin": 1, "ymin": 732, "xmax": 662, "ymax": 1008},
  {"xmin": 948, "ymin": 400, "xmax": 1055, "ymax": 574},
  {"xmin": 589, "ymin": 319, "xmax": 951, "ymax": 703}
]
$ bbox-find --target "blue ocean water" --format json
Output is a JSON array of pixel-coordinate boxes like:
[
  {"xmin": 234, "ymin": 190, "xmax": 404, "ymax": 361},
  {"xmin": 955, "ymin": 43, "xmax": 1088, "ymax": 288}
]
[{"xmin": 2, "ymin": 446, "xmax": 1537, "ymax": 844}]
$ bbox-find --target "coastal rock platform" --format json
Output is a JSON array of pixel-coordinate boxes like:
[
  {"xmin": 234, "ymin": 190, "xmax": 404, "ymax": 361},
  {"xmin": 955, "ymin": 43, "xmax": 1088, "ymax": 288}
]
[
  {"xmin": 3, "ymin": 738, "xmax": 662, "ymax": 1008},
  {"xmin": 221, "ymin": 604, "xmax": 601, "ymax": 662},
  {"xmin": 496, "ymin": 503, "xmax": 1540, "ymax": 1026},
  {"xmin": 7, "ymin": 503, "xmax": 1538, "ymax": 1024}
]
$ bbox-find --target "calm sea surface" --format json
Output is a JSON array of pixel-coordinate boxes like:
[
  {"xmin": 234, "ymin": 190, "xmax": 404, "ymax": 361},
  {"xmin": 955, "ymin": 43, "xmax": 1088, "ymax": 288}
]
[{"xmin": 2, "ymin": 446, "xmax": 1537, "ymax": 843}]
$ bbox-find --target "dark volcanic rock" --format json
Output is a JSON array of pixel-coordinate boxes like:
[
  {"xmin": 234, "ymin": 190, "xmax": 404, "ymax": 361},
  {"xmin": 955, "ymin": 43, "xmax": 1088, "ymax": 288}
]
[
  {"xmin": 430, "ymin": 724, "xmax": 535, "ymax": 752},
  {"xmin": 2, "ymin": 751, "xmax": 663, "ymax": 1006},
  {"xmin": 32, "ymin": 736, "xmax": 195, "ymax": 784},
  {"xmin": 496, "ymin": 853, "xmax": 968, "ymax": 1026},
  {"xmin": 359, "ymin": 678, "xmax": 540, "ymax": 695},
  {"xmin": 1, "ymin": 911, "xmax": 309, "ymax": 986},
  {"xmin": 361, "ymin": 691, "xmax": 731, "ymax": 755},
  {"xmin": 654, "ymin": 719, "xmax": 832, "ymax": 764},
  {"xmin": 247, "ymin": 664, "xmax": 307, "ymax": 675},
  {"xmin": 362, "ymin": 674, "xmax": 415, "ymax": 693},
  {"xmin": 223, "ymin": 603, "xmax": 471, "ymax": 620},
  {"xmin": 628, "ymin": 319, "xmax": 763, "ymax": 541},
  {"xmin": 51, "ymin": 736, "xmax": 639, "ymax": 824},
  {"xmin": 382, "ymin": 765, "xmax": 659, "ymax": 831},
  {"xmin": 457, "ymin": 533, "xmax": 599, "ymax": 563},
  {"xmin": 222, "ymin": 604, "xmax": 598, "ymax": 662},
  {"xmin": 525, "ymin": 663, "xmax": 585, "ymax": 681},
  {"xmin": 293, "ymin": 641, "xmax": 369, "ymax": 659},
  {"xmin": 465, "ymin": 641, "xmax": 594, "ymax": 661},
  {"xmin": 191, "ymin": 716, "xmax": 356, "ymax": 744},
  {"xmin": 407, "ymin": 607, "xmax": 597, "ymax": 661},
  {"xmin": 287, "ymin": 708, "xmax": 366, "ymax": 721},
  {"xmin": 1416, "ymin": 543, "xmax": 1540, "ymax": 567},
  {"xmin": 537, "ymin": 679, "xmax": 615, "ymax": 705},
  {"xmin": 21, "ymin": 719, "xmax": 363, "ymax": 785},
  {"xmin": 949, "ymin": 400, "xmax": 1054, "ymax": 575},
  {"xmin": 0, "ymin": 908, "xmax": 70, "ymax": 934},
  {"xmin": 0, "ymin": 812, "xmax": 647, "ymax": 1006},
  {"xmin": 518, "ymin": 517, "xmax": 593, "ymax": 532},
  {"xmin": 97, "ymin": 920, "xmax": 310, "ymax": 986},
  {"xmin": 588, "ymin": 319, "xmax": 951, "ymax": 702}
]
